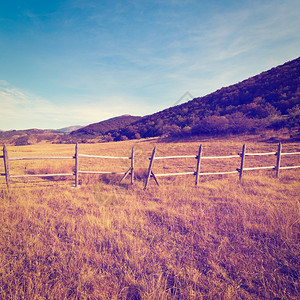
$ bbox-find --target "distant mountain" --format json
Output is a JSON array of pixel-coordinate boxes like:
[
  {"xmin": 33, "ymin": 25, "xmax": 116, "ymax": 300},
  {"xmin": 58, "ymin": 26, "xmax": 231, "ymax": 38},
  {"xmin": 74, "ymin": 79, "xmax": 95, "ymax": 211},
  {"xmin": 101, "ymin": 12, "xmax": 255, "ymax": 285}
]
[
  {"xmin": 0, "ymin": 129, "xmax": 45, "ymax": 140},
  {"xmin": 106, "ymin": 57, "xmax": 300, "ymax": 141},
  {"xmin": 0, "ymin": 129, "xmax": 64, "ymax": 146},
  {"xmin": 56, "ymin": 125, "xmax": 83, "ymax": 133},
  {"xmin": 0, "ymin": 116, "xmax": 142, "ymax": 145},
  {"xmin": 70, "ymin": 115, "xmax": 142, "ymax": 138}
]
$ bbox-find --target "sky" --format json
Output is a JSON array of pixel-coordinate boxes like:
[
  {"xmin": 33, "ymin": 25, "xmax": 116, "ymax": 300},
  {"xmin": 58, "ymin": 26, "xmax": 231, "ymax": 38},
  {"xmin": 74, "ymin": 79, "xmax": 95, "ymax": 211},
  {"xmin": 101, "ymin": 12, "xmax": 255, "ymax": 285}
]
[{"xmin": 0, "ymin": 0, "xmax": 299, "ymax": 130}]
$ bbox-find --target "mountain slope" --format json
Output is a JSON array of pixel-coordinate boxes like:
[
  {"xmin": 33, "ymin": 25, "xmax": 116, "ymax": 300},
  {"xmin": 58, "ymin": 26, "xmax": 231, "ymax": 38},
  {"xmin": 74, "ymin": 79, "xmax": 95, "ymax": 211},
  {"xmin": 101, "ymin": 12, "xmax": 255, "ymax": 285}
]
[
  {"xmin": 56, "ymin": 125, "xmax": 83, "ymax": 133},
  {"xmin": 70, "ymin": 115, "xmax": 142, "ymax": 137},
  {"xmin": 107, "ymin": 57, "xmax": 300, "ymax": 140}
]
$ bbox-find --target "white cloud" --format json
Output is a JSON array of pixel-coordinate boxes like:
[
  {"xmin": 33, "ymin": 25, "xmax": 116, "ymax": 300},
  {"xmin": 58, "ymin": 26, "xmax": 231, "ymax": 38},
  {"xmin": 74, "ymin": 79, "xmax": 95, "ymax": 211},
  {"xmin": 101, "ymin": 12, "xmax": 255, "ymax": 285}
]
[
  {"xmin": 0, "ymin": 82, "xmax": 156, "ymax": 130},
  {"xmin": 1, "ymin": 83, "xmax": 58, "ymax": 129},
  {"xmin": 202, "ymin": 0, "xmax": 300, "ymax": 62},
  {"xmin": 158, "ymin": 0, "xmax": 300, "ymax": 96},
  {"xmin": 1, "ymin": 1, "xmax": 299, "ymax": 131}
]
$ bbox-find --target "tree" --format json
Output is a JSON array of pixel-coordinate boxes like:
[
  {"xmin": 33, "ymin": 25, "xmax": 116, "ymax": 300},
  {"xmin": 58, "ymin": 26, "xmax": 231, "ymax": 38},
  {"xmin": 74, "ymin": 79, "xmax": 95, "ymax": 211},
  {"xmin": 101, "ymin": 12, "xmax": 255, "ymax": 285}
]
[
  {"xmin": 163, "ymin": 124, "xmax": 182, "ymax": 137},
  {"xmin": 287, "ymin": 105, "xmax": 300, "ymax": 133},
  {"xmin": 192, "ymin": 116, "xmax": 229, "ymax": 135},
  {"xmin": 226, "ymin": 112, "xmax": 254, "ymax": 133}
]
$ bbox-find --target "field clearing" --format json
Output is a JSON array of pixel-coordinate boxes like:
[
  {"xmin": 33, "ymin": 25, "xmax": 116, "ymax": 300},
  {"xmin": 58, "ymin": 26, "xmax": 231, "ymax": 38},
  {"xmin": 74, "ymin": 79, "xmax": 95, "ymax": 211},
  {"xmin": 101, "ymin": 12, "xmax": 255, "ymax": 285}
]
[{"xmin": 0, "ymin": 136, "xmax": 299, "ymax": 299}]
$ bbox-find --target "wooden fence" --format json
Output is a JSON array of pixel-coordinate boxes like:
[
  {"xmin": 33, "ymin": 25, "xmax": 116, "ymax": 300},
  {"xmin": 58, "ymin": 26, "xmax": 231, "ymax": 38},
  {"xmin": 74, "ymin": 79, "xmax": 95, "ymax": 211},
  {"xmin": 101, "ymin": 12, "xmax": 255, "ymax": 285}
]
[
  {"xmin": 144, "ymin": 143, "xmax": 300, "ymax": 189},
  {"xmin": 1, "ymin": 143, "xmax": 299, "ymax": 190},
  {"xmin": 0, "ymin": 144, "xmax": 134, "ymax": 189}
]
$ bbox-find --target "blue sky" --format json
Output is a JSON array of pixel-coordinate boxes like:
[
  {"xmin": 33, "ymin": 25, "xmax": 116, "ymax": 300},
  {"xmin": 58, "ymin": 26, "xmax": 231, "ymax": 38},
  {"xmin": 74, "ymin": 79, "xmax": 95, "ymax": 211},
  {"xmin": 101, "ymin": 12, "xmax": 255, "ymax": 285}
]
[{"xmin": 0, "ymin": 0, "xmax": 299, "ymax": 130}]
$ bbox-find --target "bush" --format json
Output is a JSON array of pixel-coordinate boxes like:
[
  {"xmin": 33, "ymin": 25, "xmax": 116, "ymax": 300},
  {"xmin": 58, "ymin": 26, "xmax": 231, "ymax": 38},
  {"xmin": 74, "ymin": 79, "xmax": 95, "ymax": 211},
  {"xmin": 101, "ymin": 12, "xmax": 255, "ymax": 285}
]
[
  {"xmin": 287, "ymin": 105, "xmax": 300, "ymax": 130},
  {"xmin": 226, "ymin": 112, "xmax": 255, "ymax": 134},
  {"xmin": 104, "ymin": 135, "xmax": 114, "ymax": 142},
  {"xmin": 119, "ymin": 135, "xmax": 128, "ymax": 141},
  {"xmin": 192, "ymin": 116, "xmax": 229, "ymax": 135},
  {"xmin": 163, "ymin": 124, "xmax": 182, "ymax": 137},
  {"xmin": 182, "ymin": 126, "xmax": 192, "ymax": 136},
  {"xmin": 134, "ymin": 133, "xmax": 141, "ymax": 140}
]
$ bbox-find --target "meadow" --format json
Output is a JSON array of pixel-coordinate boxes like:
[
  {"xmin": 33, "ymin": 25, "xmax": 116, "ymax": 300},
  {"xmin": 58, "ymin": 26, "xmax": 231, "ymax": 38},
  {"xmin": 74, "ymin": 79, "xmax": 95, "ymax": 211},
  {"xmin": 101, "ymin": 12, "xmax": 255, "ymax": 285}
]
[{"xmin": 0, "ymin": 135, "xmax": 299, "ymax": 299}]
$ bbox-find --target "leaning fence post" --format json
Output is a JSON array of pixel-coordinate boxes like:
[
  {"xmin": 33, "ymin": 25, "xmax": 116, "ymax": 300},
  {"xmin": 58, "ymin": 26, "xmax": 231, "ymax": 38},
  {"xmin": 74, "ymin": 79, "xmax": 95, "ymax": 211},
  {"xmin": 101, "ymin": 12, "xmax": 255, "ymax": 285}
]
[
  {"xmin": 144, "ymin": 146, "xmax": 157, "ymax": 190},
  {"xmin": 131, "ymin": 147, "xmax": 135, "ymax": 185},
  {"xmin": 239, "ymin": 144, "xmax": 246, "ymax": 180},
  {"xmin": 195, "ymin": 144, "xmax": 202, "ymax": 186},
  {"xmin": 75, "ymin": 143, "xmax": 79, "ymax": 187},
  {"xmin": 276, "ymin": 142, "xmax": 282, "ymax": 178},
  {"xmin": 3, "ymin": 145, "xmax": 10, "ymax": 189}
]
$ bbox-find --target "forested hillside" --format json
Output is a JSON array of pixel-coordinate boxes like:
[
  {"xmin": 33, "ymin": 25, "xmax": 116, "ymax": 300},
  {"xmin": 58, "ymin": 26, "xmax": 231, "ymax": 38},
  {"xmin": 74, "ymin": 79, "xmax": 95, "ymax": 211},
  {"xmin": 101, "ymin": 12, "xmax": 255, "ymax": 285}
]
[
  {"xmin": 106, "ymin": 57, "xmax": 299, "ymax": 141},
  {"xmin": 70, "ymin": 115, "xmax": 141, "ymax": 139}
]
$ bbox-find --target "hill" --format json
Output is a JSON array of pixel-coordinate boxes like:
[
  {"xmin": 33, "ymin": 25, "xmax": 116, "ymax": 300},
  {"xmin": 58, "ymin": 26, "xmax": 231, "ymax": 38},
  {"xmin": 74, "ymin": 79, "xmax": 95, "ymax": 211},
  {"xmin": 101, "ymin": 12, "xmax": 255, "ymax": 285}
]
[
  {"xmin": 0, "ymin": 116, "xmax": 142, "ymax": 145},
  {"xmin": 56, "ymin": 125, "xmax": 84, "ymax": 133},
  {"xmin": 106, "ymin": 57, "xmax": 300, "ymax": 141},
  {"xmin": 0, "ymin": 126, "xmax": 85, "ymax": 146},
  {"xmin": 0, "ymin": 129, "xmax": 65, "ymax": 146},
  {"xmin": 70, "ymin": 115, "xmax": 142, "ymax": 139}
]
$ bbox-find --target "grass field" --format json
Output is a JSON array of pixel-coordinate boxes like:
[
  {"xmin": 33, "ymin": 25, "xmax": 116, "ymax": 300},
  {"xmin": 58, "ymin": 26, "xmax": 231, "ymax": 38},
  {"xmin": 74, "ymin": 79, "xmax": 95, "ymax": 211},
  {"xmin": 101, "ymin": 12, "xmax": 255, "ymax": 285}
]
[{"xmin": 0, "ymin": 135, "xmax": 299, "ymax": 299}]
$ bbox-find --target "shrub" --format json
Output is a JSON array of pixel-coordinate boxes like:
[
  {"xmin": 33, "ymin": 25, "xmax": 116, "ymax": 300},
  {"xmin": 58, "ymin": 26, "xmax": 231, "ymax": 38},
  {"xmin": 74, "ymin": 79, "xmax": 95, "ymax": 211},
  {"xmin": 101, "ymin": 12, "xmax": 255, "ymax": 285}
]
[
  {"xmin": 226, "ymin": 112, "xmax": 255, "ymax": 134},
  {"xmin": 192, "ymin": 116, "xmax": 229, "ymax": 135},
  {"xmin": 163, "ymin": 124, "xmax": 182, "ymax": 137},
  {"xmin": 119, "ymin": 135, "xmax": 129, "ymax": 141}
]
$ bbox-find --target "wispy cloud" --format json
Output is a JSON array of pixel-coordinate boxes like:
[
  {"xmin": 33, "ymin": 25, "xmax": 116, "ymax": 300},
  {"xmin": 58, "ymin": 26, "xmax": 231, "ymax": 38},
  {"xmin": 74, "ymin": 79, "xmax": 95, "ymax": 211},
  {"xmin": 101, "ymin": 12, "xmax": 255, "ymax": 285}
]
[
  {"xmin": 1, "ymin": 82, "xmax": 59, "ymax": 130},
  {"xmin": 59, "ymin": 0, "xmax": 300, "ymax": 106},
  {"xmin": 197, "ymin": 0, "xmax": 300, "ymax": 62},
  {"xmin": 141, "ymin": 0, "xmax": 300, "ymax": 97},
  {"xmin": 0, "ymin": 0, "xmax": 299, "ymax": 130},
  {"xmin": 0, "ymin": 81, "xmax": 155, "ymax": 130}
]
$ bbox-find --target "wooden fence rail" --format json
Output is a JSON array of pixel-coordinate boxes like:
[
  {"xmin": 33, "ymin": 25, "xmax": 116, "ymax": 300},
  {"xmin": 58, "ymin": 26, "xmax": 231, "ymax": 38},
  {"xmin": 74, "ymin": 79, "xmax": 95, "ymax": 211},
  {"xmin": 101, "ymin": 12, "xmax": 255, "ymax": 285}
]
[
  {"xmin": 76, "ymin": 146, "xmax": 135, "ymax": 187},
  {"xmin": 144, "ymin": 143, "xmax": 300, "ymax": 189},
  {"xmin": 1, "ymin": 144, "xmax": 134, "ymax": 189},
  {"xmin": 1, "ymin": 143, "xmax": 299, "ymax": 190}
]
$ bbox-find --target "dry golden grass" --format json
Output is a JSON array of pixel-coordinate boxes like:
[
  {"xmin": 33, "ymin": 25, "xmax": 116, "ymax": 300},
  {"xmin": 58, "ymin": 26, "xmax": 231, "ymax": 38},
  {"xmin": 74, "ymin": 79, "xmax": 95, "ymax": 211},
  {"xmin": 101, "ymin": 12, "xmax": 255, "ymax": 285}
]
[{"xmin": 0, "ymin": 136, "xmax": 299, "ymax": 299}]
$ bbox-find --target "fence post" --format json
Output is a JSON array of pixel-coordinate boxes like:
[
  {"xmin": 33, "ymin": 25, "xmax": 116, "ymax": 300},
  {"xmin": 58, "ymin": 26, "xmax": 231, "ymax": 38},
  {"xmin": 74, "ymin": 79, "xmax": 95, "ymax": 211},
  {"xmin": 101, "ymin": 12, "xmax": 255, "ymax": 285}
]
[
  {"xmin": 75, "ymin": 143, "xmax": 79, "ymax": 187},
  {"xmin": 144, "ymin": 146, "xmax": 158, "ymax": 190},
  {"xmin": 239, "ymin": 144, "xmax": 246, "ymax": 180},
  {"xmin": 195, "ymin": 144, "xmax": 202, "ymax": 186},
  {"xmin": 119, "ymin": 147, "xmax": 135, "ymax": 184},
  {"xmin": 276, "ymin": 142, "xmax": 282, "ymax": 178},
  {"xmin": 3, "ymin": 145, "xmax": 10, "ymax": 189},
  {"xmin": 131, "ymin": 147, "xmax": 135, "ymax": 185}
]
